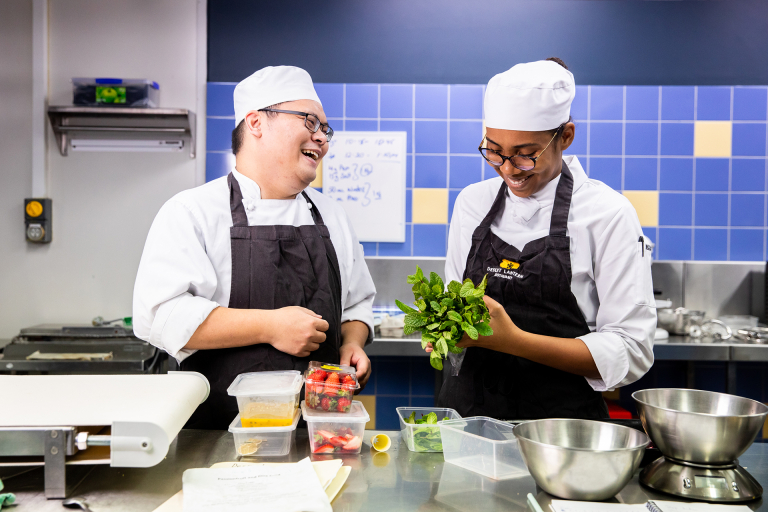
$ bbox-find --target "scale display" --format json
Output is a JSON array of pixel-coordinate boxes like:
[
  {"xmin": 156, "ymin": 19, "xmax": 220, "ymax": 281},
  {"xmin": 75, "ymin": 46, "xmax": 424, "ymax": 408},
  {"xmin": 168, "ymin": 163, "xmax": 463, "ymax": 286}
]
[{"xmin": 694, "ymin": 475, "xmax": 728, "ymax": 489}]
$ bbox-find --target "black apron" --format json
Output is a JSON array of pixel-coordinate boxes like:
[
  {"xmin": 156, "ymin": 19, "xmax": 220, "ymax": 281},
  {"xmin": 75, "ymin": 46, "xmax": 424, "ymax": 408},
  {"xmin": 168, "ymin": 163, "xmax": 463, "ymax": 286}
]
[
  {"xmin": 181, "ymin": 173, "xmax": 343, "ymax": 429},
  {"xmin": 437, "ymin": 161, "xmax": 609, "ymax": 420}
]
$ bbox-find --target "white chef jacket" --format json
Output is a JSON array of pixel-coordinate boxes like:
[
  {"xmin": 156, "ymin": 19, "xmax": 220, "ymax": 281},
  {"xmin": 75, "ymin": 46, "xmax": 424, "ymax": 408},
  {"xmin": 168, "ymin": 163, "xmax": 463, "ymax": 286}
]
[
  {"xmin": 446, "ymin": 155, "xmax": 655, "ymax": 391},
  {"xmin": 133, "ymin": 169, "xmax": 376, "ymax": 363}
]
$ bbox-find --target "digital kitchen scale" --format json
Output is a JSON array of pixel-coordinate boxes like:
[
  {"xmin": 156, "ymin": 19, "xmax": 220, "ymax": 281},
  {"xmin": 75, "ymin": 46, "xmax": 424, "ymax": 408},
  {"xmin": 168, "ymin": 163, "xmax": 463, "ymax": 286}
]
[{"xmin": 641, "ymin": 455, "xmax": 762, "ymax": 503}]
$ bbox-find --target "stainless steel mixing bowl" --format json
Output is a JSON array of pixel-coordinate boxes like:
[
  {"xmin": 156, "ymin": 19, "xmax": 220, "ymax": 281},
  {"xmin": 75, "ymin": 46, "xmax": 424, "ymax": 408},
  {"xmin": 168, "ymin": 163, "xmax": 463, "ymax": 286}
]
[
  {"xmin": 633, "ymin": 388, "xmax": 768, "ymax": 464},
  {"xmin": 513, "ymin": 419, "xmax": 650, "ymax": 501}
]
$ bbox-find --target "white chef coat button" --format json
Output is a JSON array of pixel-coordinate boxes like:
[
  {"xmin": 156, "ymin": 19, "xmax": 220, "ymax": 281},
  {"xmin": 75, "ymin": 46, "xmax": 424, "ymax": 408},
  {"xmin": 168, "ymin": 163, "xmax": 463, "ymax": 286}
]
[{"xmin": 307, "ymin": 202, "xmax": 312, "ymax": 209}]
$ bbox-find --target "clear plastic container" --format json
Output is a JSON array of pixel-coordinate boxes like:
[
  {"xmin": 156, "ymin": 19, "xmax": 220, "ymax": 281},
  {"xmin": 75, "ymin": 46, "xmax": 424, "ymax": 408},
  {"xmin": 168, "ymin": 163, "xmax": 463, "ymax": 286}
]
[
  {"xmin": 301, "ymin": 400, "xmax": 369, "ymax": 454},
  {"xmin": 227, "ymin": 371, "xmax": 303, "ymax": 427},
  {"xmin": 396, "ymin": 407, "xmax": 461, "ymax": 452},
  {"xmin": 228, "ymin": 408, "xmax": 300, "ymax": 457},
  {"xmin": 72, "ymin": 78, "xmax": 160, "ymax": 107},
  {"xmin": 304, "ymin": 361, "xmax": 360, "ymax": 413},
  {"xmin": 439, "ymin": 417, "xmax": 529, "ymax": 480}
]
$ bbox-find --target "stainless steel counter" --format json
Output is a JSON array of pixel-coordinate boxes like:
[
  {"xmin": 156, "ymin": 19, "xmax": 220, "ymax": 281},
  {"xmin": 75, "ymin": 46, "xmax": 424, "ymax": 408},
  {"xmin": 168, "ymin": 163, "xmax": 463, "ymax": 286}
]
[{"xmin": 2, "ymin": 429, "xmax": 767, "ymax": 511}]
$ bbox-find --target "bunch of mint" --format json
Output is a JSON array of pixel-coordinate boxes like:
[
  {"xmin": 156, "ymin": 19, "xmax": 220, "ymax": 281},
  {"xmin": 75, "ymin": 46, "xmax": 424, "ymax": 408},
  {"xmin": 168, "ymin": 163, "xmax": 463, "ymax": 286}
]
[
  {"xmin": 403, "ymin": 411, "xmax": 450, "ymax": 451},
  {"xmin": 395, "ymin": 266, "xmax": 492, "ymax": 371}
]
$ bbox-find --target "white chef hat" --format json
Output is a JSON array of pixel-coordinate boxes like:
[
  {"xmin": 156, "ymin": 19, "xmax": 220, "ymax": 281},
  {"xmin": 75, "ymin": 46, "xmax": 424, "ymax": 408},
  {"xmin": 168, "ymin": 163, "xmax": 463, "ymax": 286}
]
[
  {"xmin": 484, "ymin": 60, "xmax": 575, "ymax": 132},
  {"xmin": 233, "ymin": 66, "xmax": 322, "ymax": 126}
]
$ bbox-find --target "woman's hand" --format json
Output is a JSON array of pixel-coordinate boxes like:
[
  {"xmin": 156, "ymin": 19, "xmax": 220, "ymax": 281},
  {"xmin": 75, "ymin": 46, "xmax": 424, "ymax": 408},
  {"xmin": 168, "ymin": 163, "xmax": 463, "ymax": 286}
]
[{"xmin": 456, "ymin": 295, "xmax": 521, "ymax": 351}]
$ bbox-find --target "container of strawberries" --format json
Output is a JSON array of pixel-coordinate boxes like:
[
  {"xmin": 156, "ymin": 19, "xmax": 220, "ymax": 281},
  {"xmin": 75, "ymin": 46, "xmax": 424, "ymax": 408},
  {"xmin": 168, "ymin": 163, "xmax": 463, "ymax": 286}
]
[
  {"xmin": 301, "ymin": 400, "xmax": 370, "ymax": 454},
  {"xmin": 303, "ymin": 361, "xmax": 360, "ymax": 413}
]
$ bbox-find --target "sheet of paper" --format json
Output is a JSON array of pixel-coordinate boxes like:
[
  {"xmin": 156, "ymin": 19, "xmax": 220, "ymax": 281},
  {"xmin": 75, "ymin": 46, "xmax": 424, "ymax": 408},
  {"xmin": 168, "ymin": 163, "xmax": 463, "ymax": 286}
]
[
  {"xmin": 646, "ymin": 502, "xmax": 752, "ymax": 512},
  {"xmin": 182, "ymin": 457, "xmax": 331, "ymax": 512},
  {"xmin": 210, "ymin": 459, "xmax": 343, "ymax": 490},
  {"xmin": 551, "ymin": 501, "xmax": 646, "ymax": 512}
]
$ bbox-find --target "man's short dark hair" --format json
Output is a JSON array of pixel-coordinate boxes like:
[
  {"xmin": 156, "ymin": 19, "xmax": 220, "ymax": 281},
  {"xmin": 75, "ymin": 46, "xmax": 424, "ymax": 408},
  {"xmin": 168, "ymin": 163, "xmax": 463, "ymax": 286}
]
[
  {"xmin": 546, "ymin": 56, "xmax": 568, "ymax": 70},
  {"xmin": 231, "ymin": 102, "xmax": 283, "ymax": 155}
]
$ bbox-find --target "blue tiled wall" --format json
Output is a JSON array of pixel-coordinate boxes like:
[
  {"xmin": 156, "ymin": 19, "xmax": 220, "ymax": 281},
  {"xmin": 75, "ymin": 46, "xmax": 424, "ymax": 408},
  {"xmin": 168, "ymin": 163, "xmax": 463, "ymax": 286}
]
[{"xmin": 207, "ymin": 83, "xmax": 768, "ymax": 261}]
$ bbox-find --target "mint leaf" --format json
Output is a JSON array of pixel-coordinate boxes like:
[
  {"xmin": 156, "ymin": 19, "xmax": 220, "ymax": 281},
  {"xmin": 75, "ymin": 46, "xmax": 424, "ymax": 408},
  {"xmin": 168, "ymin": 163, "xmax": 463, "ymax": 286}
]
[
  {"xmin": 395, "ymin": 299, "xmax": 417, "ymax": 314},
  {"xmin": 447, "ymin": 311, "xmax": 462, "ymax": 322},
  {"xmin": 447, "ymin": 281, "xmax": 462, "ymax": 295},
  {"xmin": 405, "ymin": 314, "xmax": 427, "ymax": 327},
  {"xmin": 475, "ymin": 322, "xmax": 493, "ymax": 337},
  {"xmin": 425, "ymin": 412, "xmax": 438, "ymax": 424},
  {"xmin": 464, "ymin": 323, "xmax": 479, "ymax": 340},
  {"xmin": 460, "ymin": 281, "xmax": 474, "ymax": 297},
  {"xmin": 416, "ymin": 266, "xmax": 425, "ymax": 282}
]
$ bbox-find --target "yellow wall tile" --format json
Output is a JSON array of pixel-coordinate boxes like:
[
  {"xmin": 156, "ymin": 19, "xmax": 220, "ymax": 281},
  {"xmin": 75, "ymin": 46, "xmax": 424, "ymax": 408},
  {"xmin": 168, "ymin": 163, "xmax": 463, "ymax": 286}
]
[
  {"xmin": 356, "ymin": 395, "xmax": 376, "ymax": 430},
  {"xmin": 694, "ymin": 121, "xmax": 732, "ymax": 157},
  {"xmin": 310, "ymin": 160, "xmax": 323, "ymax": 188},
  {"xmin": 623, "ymin": 191, "xmax": 659, "ymax": 227},
  {"xmin": 412, "ymin": 188, "xmax": 449, "ymax": 224}
]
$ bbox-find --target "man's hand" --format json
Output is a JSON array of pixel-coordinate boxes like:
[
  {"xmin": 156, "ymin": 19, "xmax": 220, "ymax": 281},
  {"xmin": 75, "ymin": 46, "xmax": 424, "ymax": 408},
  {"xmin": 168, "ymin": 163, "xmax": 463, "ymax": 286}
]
[
  {"xmin": 340, "ymin": 320, "xmax": 371, "ymax": 391},
  {"xmin": 269, "ymin": 306, "xmax": 329, "ymax": 357}
]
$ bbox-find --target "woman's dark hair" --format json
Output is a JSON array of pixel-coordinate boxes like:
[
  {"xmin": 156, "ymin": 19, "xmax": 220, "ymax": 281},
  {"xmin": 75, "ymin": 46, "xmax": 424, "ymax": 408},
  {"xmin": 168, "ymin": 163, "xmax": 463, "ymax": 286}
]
[
  {"xmin": 543, "ymin": 57, "xmax": 572, "ymax": 141},
  {"xmin": 231, "ymin": 103, "xmax": 283, "ymax": 155},
  {"xmin": 546, "ymin": 56, "xmax": 568, "ymax": 70}
]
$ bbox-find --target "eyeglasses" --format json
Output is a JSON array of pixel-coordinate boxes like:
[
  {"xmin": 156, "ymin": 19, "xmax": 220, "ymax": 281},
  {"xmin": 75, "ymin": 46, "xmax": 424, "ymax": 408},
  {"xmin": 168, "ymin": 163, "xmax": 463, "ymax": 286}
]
[
  {"xmin": 478, "ymin": 124, "xmax": 565, "ymax": 172},
  {"xmin": 258, "ymin": 108, "xmax": 334, "ymax": 142}
]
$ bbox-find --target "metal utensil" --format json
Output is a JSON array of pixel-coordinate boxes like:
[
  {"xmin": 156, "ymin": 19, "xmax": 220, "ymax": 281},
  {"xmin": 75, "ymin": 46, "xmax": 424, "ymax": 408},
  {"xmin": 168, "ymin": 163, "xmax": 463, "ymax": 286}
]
[
  {"xmin": 62, "ymin": 497, "xmax": 93, "ymax": 511},
  {"xmin": 633, "ymin": 388, "xmax": 768, "ymax": 464},
  {"xmin": 657, "ymin": 308, "xmax": 706, "ymax": 336},
  {"xmin": 513, "ymin": 419, "xmax": 649, "ymax": 501}
]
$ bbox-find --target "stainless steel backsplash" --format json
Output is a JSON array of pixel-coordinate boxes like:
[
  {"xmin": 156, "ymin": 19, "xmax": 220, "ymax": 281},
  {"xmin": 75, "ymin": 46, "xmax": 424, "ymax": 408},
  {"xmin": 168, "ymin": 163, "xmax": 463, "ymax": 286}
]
[{"xmin": 366, "ymin": 257, "xmax": 766, "ymax": 321}]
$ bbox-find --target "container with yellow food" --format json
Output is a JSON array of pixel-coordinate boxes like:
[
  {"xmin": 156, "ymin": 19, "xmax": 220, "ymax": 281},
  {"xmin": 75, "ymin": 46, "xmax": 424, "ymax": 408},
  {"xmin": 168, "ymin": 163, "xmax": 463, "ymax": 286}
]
[{"xmin": 227, "ymin": 371, "xmax": 303, "ymax": 428}]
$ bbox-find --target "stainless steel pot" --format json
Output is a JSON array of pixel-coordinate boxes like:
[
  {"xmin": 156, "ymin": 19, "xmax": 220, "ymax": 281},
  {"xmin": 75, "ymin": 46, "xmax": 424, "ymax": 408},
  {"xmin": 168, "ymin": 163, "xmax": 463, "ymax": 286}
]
[
  {"xmin": 633, "ymin": 388, "xmax": 768, "ymax": 464},
  {"xmin": 513, "ymin": 419, "xmax": 649, "ymax": 501},
  {"xmin": 656, "ymin": 308, "xmax": 705, "ymax": 336}
]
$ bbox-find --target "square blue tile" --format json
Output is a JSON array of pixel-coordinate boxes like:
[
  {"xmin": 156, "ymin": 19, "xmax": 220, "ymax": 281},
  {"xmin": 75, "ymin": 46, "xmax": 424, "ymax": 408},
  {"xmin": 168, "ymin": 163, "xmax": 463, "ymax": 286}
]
[
  {"xmin": 730, "ymin": 229, "xmax": 764, "ymax": 261},
  {"xmin": 589, "ymin": 123, "xmax": 623, "ymax": 155},
  {"xmin": 732, "ymin": 123, "xmax": 767, "ymax": 157},
  {"xmin": 732, "ymin": 159, "xmax": 766, "ymax": 191},
  {"xmin": 694, "ymin": 194, "xmax": 728, "ymax": 226},
  {"xmin": 588, "ymin": 157, "xmax": 622, "ymax": 190},
  {"xmin": 376, "ymin": 359, "xmax": 411, "ymax": 395},
  {"xmin": 449, "ymin": 189, "xmax": 461, "ymax": 222},
  {"xmin": 345, "ymin": 84, "xmax": 378, "ymax": 118},
  {"xmin": 207, "ymin": 83, "xmax": 235, "ymax": 117},
  {"xmin": 410, "ymin": 396, "xmax": 436, "ymax": 408},
  {"xmin": 314, "ymin": 83, "xmax": 344, "ymax": 118},
  {"xmin": 206, "ymin": 117, "xmax": 235, "ymax": 151},
  {"xmin": 731, "ymin": 194, "xmax": 765, "ymax": 227},
  {"xmin": 414, "ymin": 155, "xmax": 447, "ymax": 188},
  {"xmin": 660, "ymin": 158, "xmax": 694, "ymax": 190},
  {"xmin": 625, "ymin": 123, "xmax": 658, "ymax": 155},
  {"xmin": 415, "ymin": 84, "xmax": 448, "ymax": 119},
  {"xmin": 380, "ymin": 84, "xmax": 412, "ymax": 118},
  {"xmin": 694, "ymin": 228, "xmax": 727, "ymax": 260},
  {"xmin": 449, "ymin": 85, "xmax": 483, "ymax": 119},
  {"xmin": 564, "ymin": 124, "xmax": 587, "ymax": 155},
  {"xmin": 626, "ymin": 86, "xmax": 659, "ymax": 121},
  {"xmin": 658, "ymin": 228, "xmax": 692, "ymax": 260},
  {"xmin": 379, "ymin": 224, "xmax": 412, "ymax": 256},
  {"xmin": 450, "ymin": 121, "xmax": 483, "ymax": 154},
  {"xmin": 733, "ymin": 87, "xmax": 768, "ymax": 121},
  {"xmin": 695, "ymin": 158, "xmax": 729, "ymax": 191},
  {"xmin": 360, "ymin": 242, "xmax": 377, "ymax": 256},
  {"xmin": 413, "ymin": 224, "xmax": 447, "ymax": 257},
  {"xmin": 625, "ymin": 158, "xmax": 657, "ymax": 190},
  {"xmin": 642, "ymin": 226, "xmax": 657, "ymax": 245},
  {"xmin": 661, "ymin": 87, "xmax": 695, "ymax": 120},
  {"xmin": 660, "ymin": 123, "xmax": 694, "ymax": 155},
  {"xmin": 410, "ymin": 359, "xmax": 435, "ymax": 395},
  {"xmin": 407, "ymin": 157, "xmax": 413, "ymax": 188},
  {"xmin": 205, "ymin": 151, "xmax": 232, "ymax": 182},
  {"xmin": 697, "ymin": 87, "xmax": 731, "ymax": 121},
  {"xmin": 659, "ymin": 193, "xmax": 692, "ymax": 226},
  {"xmin": 380, "ymin": 120, "xmax": 413, "ymax": 151},
  {"xmin": 406, "ymin": 189, "xmax": 412, "ymax": 222},
  {"xmin": 415, "ymin": 121, "xmax": 448, "ymax": 153},
  {"xmin": 345, "ymin": 119, "xmax": 378, "ymax": 131},
  {"xmin": 590, "ymin": 86, "xmax": 623, "ymax": 120},
  {"xmin": 571, "ymin": 85, "xmax": 589, "ymax": 120},
  {"xmin": 375, "ymin": 395, "xmax": 405, "ymax": 430},
  {"xmin": 449, "ymin": 156, "xmax": 483, "ymax": 188}
]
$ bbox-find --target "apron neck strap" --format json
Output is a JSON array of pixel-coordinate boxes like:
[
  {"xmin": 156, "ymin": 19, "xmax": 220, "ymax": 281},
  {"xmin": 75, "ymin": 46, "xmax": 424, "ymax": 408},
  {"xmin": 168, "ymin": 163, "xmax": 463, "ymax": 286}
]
[
  {"xmin": 479, "ymin": 182, "xmax": 508, "ymax": 229},
  {"xmin": 549, "ymin": 160, "xmax": 574, "ymax": 237},
  {"xmin": 227, "ymin": 172, "xmax": 249, "ymax": 227},
  {"xmin": 301, "ymin": 191, "xmax": 326, "ymax": 226}
]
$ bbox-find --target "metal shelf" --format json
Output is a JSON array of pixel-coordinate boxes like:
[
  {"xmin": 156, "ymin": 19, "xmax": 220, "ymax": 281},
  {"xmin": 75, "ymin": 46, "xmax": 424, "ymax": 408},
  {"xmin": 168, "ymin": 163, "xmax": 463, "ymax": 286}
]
[{"xmin": 47, "ymin": 106, "xmax": 196, "ymax": 158}]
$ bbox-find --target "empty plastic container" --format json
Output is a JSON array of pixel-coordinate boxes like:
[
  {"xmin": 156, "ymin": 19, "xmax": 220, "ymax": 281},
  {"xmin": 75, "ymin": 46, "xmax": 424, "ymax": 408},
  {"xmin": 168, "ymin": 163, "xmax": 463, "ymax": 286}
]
[
  {"xmin": 396, "ymin": 407, "xmax": 461, "ymax": 452},
  {"xmin": 302, "ymin": 400, "xmax": 369, "ymax": 454},
  {"xmin": 439, "ymin": 417, "xmax": 529, "ymax": 480},
  {"xmin": 227, "ymin": 371, "xmax": 303, "ymax": 427},
  {"xmin": 228, "ymin": 408, "xmax": 300, "ymax": 457}
]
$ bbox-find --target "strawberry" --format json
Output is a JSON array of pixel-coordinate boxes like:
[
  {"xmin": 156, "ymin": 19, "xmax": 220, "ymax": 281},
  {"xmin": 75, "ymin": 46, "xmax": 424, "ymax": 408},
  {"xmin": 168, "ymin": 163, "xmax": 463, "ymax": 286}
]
[
  {"xmin": 342, "ymin": 436, "xmax": 361, "ymax": 451},
  {"xmin": 343, "ymin": 374, "xmax": 356, "ymax": 387},
  {"xmin": 316, "ymin": 430, "xmax": 336, "ymax": 443},
  {"xmin": 336, "ymin": 398, "xmax": 351, "ymax": 412},
  {"xmin": 329, "ymin": 436, "xmax": 347, "ymax": 447},
  {"xmin": 313, "ymin": 444, "xmax": 335, "ymax": 454},
  {"xmin": 306, "ymin": 393, "xmax": 320, "ymax": 409},
  {"xmin": 320, "ymin": 397, "xmax": 332, "ymax": 411},
  {"xmin": 324, "ymin": 373, "xmax": 340, "ymax": 396},
  {"xmin": 310, "ymin": 369, "xmax": 327, "ymax": 381}
]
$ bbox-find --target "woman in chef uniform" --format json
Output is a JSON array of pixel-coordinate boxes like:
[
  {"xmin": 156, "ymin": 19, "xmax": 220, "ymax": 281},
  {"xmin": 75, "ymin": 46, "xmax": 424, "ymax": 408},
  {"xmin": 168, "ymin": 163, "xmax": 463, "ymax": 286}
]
[
  {"xmin": 436, "ymin": 59, "xmax": 655, "ymax": 419},
  {"xmin": 133, "ymin": 67, "xmax": 376, "ymax": 429}
]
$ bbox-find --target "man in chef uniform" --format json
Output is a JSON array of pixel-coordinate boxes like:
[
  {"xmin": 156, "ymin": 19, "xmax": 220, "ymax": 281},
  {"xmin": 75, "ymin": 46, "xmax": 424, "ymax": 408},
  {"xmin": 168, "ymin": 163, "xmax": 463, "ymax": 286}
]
[
  {"xmin": 436, "ymin": 58, "xmax": 655, "ymax": 419},
  {"xmin": 133, "ymin": 66, "xmax": 376, "ymax": 429}
]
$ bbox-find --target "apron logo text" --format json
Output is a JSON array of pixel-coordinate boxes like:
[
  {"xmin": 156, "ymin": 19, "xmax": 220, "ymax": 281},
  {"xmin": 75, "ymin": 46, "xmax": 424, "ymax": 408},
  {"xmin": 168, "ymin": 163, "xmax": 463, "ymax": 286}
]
[{"xmin": 487, "ymin": 266, "xmax": 523, "ymax": 280}]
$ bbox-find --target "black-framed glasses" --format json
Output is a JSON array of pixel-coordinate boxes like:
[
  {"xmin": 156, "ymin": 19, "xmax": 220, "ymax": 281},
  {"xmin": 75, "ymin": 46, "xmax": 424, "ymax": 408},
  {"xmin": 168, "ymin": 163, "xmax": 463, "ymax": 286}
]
[
  {"xmin": 258, "ymin": 108, "xmax": 334, "ymax": 142},
  {"xmin": 478, "ymin": 123, "xmax": 565, "ymax": 172}
]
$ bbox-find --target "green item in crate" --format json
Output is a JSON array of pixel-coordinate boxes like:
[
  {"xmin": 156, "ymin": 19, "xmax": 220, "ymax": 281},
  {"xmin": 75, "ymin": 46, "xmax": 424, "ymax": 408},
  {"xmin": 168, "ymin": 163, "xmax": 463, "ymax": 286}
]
[
  {"xmin": 403, "ymin": 411, "xmax": 450, "ymax": 452},
  {"xmin": 96, "ymin": 86, "xmax": 126, "ymax": 104},
  {"xmin": 0, "ymin": 478, "xmax": 16, "ymax": 510}
]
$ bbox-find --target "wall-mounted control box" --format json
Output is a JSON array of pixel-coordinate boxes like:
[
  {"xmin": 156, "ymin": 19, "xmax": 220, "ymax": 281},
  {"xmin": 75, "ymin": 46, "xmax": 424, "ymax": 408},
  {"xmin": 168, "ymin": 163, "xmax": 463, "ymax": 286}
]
[{"xmin": 24, "ymin": 198, "xmax": 52, "ymax": 243}]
